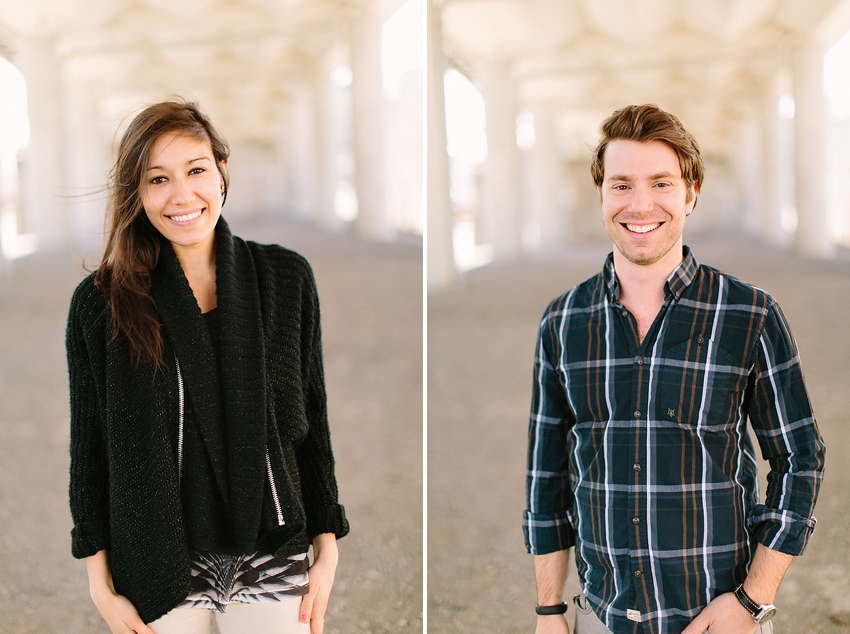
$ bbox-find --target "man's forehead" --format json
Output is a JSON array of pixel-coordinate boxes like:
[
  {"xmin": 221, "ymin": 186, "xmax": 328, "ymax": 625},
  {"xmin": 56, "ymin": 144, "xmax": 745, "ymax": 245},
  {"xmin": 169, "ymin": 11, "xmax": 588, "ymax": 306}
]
[{"xmin": 603, "ymin": 139, "xmax": 683, "ymax": 179}]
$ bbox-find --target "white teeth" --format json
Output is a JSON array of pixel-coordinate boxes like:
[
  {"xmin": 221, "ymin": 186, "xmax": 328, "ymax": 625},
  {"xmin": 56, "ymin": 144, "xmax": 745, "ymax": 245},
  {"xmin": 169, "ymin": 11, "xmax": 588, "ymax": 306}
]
[
  {"xmin": 169, "ymin": 210, "xmax": 203, "ymax": 223},
  {"xmin": 626, "ymin": 223, "xmax": 660, "ymax": 234}
]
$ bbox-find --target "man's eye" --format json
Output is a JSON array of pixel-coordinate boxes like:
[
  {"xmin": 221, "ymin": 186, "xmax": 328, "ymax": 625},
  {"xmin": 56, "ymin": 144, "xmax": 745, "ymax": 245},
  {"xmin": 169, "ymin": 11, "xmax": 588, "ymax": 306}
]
[{"xmin": 613, "ymin": 184, "xmax": 628, "ymax": 191}]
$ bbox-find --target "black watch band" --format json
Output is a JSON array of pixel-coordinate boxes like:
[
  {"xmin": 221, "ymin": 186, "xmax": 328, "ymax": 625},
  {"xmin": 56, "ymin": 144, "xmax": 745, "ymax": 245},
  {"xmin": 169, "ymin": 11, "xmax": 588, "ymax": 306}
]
[
  {"xmin": 536, "ymin": 602, "xmax": 568, "ymax": 615},
  {"xmin": 734, "ymin": 584, "xmax": 777, "ymax": 624}
]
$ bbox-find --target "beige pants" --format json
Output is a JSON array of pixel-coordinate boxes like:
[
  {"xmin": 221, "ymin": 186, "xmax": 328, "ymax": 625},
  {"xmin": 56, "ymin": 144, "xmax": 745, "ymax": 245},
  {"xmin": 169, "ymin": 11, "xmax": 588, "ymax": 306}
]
[
  {"xmin": 572, "ymin": 594, "xmax": 774, "ymax": 634},
  {"xmin": 149, "ymin": 598, "xmax": 310, "ymax": 634}
]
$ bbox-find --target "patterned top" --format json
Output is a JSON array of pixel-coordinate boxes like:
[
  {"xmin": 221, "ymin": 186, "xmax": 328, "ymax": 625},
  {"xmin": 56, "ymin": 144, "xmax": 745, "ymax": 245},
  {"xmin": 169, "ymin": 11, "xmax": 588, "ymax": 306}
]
[
  {"xmin": 180, "ymin": 550, "xmax": 308, "ymax": 613},
  {"xmin": 523, "ymin": 247, "xmax": 825, "ymax": 634}
]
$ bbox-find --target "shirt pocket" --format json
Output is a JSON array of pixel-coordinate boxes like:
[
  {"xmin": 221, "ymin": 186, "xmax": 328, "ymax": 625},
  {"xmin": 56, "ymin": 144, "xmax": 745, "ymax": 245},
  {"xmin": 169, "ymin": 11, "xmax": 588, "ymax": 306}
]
[{"xmin": 654, "ymin": 335, "xmax": 743, "ymax": 429}]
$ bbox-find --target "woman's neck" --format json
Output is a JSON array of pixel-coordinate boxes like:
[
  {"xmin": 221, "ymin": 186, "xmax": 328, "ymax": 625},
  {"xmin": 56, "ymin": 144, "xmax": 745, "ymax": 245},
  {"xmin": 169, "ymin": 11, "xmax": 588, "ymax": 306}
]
[{"xmin": 173, "ymin": 242, "xmax": 218, "ymax": 313}]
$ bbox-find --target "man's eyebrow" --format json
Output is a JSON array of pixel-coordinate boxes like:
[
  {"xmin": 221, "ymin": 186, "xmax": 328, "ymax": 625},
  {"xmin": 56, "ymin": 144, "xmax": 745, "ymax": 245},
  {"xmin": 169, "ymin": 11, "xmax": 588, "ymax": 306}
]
[
  {"xmin": 147, "ymin": 157, "xmax": 212, "ymax": 171},
  {"xmin": 605, "ymin": 171, "xmax": 677, "ymax": 182}
]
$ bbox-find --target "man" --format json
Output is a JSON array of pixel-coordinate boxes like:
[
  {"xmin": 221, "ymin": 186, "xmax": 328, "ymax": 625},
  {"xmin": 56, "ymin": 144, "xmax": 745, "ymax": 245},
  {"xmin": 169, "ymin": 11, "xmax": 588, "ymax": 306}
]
[{"xmin": 523, "ymin": 104, "xmax": 825, "ymax": 634}]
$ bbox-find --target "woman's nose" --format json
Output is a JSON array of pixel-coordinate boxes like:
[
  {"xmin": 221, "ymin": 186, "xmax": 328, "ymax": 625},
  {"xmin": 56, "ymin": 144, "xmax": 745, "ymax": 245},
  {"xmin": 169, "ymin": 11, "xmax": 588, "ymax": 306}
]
[{"xmin": 169, "ymin": 177, "xmax": 193, "ymax": 204}]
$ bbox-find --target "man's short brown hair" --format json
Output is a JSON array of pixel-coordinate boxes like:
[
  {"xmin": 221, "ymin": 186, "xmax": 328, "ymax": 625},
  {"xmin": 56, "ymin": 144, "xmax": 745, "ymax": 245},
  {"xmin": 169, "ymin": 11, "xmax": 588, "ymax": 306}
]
[{"xmin": 591, "ymin": 104, "xmax": 704, "ymax": 203}]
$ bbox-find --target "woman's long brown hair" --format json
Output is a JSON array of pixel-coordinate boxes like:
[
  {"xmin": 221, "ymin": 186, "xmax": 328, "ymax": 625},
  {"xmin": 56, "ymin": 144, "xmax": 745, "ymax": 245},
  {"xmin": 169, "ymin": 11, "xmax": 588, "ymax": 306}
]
[{"xmin": 94, "ymin": 100, "xmax": 230, "ymax": 369}]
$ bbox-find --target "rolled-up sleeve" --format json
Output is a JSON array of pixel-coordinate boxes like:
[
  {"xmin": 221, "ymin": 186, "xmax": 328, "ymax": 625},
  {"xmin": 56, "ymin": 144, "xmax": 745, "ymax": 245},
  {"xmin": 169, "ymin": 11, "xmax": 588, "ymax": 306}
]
[
  {"xmin": 523, "ymin": 308, "xmax": 576, "ymax": 556},
  {"xmin": 746, "ymin": 300, "xmax": 825, "ymax": 556}
]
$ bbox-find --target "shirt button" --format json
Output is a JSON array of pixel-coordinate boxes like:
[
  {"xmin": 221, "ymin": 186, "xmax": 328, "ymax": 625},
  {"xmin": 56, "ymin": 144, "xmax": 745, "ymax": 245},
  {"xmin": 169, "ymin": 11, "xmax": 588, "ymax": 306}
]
[
  {"xmin": 633, "ymin": 463, "xmax": 641, "ymax": 471},
  {"xmin": 634, "ymin": 570, "xmax": 642, "ymax": 577},
  {"xmin": 634, "ymin": 410, "xmax": 641, "ymax": 419},
  {"xmin": 697, "ymin": 335, "xmax": 705, "ymax": 344},
  {"xmin": 622, "ymin": 310, "xmax": 628, "ymax": 317},
  {"xmin": 632, "ymin": 517, "xmax": 640, "ymax": 525},
  {"xmin": 636, "ymin": 357, "xmax": 643, "ymax": 365}
]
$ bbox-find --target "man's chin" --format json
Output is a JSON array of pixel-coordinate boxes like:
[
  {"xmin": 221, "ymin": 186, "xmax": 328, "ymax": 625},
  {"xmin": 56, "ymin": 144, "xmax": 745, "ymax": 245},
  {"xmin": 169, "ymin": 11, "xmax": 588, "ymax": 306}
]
[{"xmin": 613, "ymin": 242, "xmax": 679, "ymax": 268}]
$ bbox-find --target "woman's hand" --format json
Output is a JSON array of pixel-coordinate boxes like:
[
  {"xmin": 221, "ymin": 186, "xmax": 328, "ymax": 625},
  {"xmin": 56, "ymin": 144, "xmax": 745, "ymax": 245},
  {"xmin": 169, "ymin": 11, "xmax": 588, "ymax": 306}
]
[
  {"xmin": 86, "ymin": 550, "xmax": 155, "ymax": 634},
  {"xmin": 300, "ymin": 533, "xmax": 339, "ymax": 634},
  {"xmin": 90, "ymin": 587, "xmax": 156, "ymax": 634}
]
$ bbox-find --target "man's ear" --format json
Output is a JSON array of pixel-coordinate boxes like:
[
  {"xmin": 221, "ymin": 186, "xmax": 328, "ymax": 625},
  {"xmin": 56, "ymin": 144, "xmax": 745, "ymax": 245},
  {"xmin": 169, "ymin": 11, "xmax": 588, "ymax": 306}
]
[
  {"xmin": 686, "ymin": 182, "xmax": 699, "ymax": 215},
  {"xmin": 597, "ymin": 186, "xmax": 603, "ymax": 204}
]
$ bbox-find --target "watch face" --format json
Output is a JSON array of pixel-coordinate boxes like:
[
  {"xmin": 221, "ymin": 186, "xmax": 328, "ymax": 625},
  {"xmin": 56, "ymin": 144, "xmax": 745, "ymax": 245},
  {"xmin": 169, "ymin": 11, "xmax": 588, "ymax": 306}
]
[{"xmin": 755, "ymin": 606, "xmax": 777, "ymax": 623}]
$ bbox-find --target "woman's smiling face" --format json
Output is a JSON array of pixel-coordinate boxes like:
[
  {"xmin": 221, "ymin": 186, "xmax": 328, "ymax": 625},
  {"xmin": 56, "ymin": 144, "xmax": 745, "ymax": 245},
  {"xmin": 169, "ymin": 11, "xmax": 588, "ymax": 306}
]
[{"xmin": 141, "ymin": 133, "xmax": 225, "ymax": 258}]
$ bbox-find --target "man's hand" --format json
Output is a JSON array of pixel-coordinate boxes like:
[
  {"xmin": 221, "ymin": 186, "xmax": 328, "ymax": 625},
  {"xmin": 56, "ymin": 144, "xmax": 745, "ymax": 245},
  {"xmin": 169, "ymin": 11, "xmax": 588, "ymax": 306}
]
[
  {"xmin": 535, "ymin": 614, "xmax": 570, "ymax": 634},
  {"xmin": 680, "ymin": 592, "xmax": 757, "ymax": 634}
]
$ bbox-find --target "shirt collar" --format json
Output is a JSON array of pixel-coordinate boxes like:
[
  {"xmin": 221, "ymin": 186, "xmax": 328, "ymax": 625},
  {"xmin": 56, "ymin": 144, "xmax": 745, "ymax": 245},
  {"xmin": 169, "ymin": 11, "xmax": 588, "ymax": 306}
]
[{"xmin": 603, "ymin": 246, "xmax": 698, "ymax": 303}]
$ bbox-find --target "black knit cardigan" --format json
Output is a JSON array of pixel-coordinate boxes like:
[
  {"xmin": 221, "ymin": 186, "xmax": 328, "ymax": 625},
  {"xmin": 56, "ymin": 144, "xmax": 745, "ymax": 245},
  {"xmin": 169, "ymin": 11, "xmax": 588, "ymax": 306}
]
[{"xmin": 66, "ymin": 219, "xmax": 349, "ymax": 623}]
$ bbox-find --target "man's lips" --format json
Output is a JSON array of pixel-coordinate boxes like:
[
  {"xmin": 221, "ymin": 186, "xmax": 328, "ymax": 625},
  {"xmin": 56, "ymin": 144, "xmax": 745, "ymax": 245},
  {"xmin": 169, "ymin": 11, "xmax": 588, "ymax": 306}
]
[{"xmin": 622, "ymin": 222, "xmax": 662, "ymax": 234}]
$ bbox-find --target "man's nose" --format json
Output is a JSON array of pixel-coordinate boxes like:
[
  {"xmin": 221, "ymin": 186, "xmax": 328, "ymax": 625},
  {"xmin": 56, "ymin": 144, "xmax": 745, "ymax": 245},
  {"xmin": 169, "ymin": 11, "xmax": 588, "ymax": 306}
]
[{"xmin": 628, "ymin": 185, "xmax": 653, "ymax": 212}]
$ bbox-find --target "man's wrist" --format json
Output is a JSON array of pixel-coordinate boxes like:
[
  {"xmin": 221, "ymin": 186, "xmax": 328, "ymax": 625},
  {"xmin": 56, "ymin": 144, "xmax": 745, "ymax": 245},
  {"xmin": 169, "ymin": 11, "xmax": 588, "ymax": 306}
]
[
  {"xmin": 741, "ymin": 578, "xmax": 776, "ymax": 606},
  {"xmin": 536, "ymin": 602, "xmax": 568, "ymax": 616},
  {"xmin": 734, "ymin": 584, "xmax": 777, "ymax": 624}
]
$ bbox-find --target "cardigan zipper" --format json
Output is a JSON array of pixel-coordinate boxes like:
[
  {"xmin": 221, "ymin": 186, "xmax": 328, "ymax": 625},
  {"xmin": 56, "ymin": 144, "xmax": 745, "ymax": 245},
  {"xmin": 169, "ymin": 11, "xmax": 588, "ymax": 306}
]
[
  {"xmin": 175, "ymin": 354, "xmax": 185, "ymax": 484},
  {"xmin": 265, "ymin": 448, "xmax": 286, "ymax": 526},
  {"xmin": 175, "ymin": 353, "xmax": 284, "ymax": 527}
]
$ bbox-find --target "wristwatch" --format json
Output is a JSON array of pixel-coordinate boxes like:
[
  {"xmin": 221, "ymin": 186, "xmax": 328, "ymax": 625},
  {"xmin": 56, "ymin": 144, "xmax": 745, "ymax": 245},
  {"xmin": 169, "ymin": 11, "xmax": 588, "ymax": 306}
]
[
  {"xmin": 734, "ymin": 584, "xmax": 777, "ymax": 624},
  {"xmin": 535, "ymin": 602, "xmax": 568, "ymax": 615}
]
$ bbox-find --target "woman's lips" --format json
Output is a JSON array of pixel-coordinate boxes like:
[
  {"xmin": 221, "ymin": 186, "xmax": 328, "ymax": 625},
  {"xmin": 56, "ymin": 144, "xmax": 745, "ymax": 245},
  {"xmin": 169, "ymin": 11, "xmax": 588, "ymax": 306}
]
[{"xmin": 167, "ymin": 209, "xmax": 204, "ymax": 224}]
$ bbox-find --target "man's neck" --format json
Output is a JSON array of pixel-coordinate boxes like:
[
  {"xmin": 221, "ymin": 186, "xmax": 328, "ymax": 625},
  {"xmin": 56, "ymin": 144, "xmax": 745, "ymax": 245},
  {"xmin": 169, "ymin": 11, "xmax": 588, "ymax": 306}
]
[
  {"xmin": 613, "ymin": 240, "xmax": 684, "ymax": 313},
  {"xmin": 614, "ymin": 238, "xmax": 684, "ymax": 296}
]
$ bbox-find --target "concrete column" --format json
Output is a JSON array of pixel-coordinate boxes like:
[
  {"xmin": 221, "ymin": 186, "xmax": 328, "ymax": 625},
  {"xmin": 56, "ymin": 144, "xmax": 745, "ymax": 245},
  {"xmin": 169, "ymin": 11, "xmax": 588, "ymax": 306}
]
[
  {"xmin": 479, "ymin": 60, "xmax": 523, "ymax": 261},
  {"xmin": 736, "ymin": 108, "xmax": 763, "ymax": 237},
  {"xmin": 62, "ymin": 84, "xmax": 108, "ymax": 252},
  {"xmin": 793, "ymin": 40, "xmax": 836, "ymax": 258},
  {"xmin": 427, "ymin": 0, "xmax": 455, "ymax": 291},
  {"xmin": 314, "ymin": 47, "xmax": 347, "ymax": 232},
  {"xmin": 524, "ymin": 106, "xmax": 566, "ymax": 253},
  {"xmin": 351, "ymin": 4, "xmax": 394, "ymax": 241},
  {"xmin": 761, "ymin": 69, "xmax": 794, "ymax": 248},
  {"xmin": 288, "ymin": 83, "xmax": 319, "ymax": 221},
  {"xmin": 16, "ymin": 33, "xmax": 68, "ymax": 252}
]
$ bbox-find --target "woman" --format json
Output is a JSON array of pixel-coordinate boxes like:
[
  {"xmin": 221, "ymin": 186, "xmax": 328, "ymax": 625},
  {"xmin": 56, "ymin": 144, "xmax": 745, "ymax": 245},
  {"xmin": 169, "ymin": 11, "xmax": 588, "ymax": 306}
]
[{"xmin": 66, "ymin": 101, "xmax": 349, "ymax": 634}]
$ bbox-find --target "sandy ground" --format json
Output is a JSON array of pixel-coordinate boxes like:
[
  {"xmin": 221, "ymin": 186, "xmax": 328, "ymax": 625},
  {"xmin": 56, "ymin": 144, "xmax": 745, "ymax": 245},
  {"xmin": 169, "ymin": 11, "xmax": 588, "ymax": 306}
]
[
  {"xmin": 428, "ymin": 232, "xmax": 850, "ymax": 634},
  {"xmin": 0, "ymin": 215, "xmax": 423, "ymax": 634}
]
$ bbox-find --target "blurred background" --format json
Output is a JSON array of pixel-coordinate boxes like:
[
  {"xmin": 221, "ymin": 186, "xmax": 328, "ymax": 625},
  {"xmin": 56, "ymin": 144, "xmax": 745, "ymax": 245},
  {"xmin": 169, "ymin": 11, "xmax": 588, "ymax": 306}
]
[
  {"xmin": 428, "ymin": 1, "xmax": 850, "ymax": 633},
  {"xmin": 0, "ymin": 1, "xmax": 423, "ymax": 632},
  {"xmin": 428, "ymin": 0, "xmax": 850, "ymax": 289}
]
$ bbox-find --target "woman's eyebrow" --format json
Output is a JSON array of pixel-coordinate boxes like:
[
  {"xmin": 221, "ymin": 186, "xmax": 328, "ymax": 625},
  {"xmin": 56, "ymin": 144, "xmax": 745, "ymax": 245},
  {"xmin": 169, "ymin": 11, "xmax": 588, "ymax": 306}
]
[{"xmin": 147, "ymin": 157, "xmax": 212, "ymax": 171}]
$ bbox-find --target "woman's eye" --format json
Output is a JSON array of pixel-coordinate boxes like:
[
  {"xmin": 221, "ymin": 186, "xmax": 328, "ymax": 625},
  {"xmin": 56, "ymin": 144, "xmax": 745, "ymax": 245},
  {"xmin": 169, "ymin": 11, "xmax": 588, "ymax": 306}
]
[
  {"xmin": 149, "ymin": 176, "xmax": 166, "ymax": 185},
  {"xmin": 189, "ymin": 167, "xmax": 206, "ymax": 175}
]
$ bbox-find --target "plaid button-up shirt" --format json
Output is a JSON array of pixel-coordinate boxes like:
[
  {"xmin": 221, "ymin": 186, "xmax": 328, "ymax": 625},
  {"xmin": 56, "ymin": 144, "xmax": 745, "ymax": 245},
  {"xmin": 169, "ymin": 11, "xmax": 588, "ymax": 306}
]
[{"xmin": 523, "ymin": 248, "xmax": 825, "ymax": 634}]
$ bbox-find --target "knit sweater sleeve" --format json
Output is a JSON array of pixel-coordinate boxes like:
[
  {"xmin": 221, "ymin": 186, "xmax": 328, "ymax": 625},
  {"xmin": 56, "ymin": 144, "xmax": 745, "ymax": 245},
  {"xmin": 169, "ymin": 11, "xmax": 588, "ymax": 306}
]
[
  {"xmin": 296, "ymin": 261, "xmax": 350, "ymax": 540},
  {"xmin": 66, "ymin": 277, "xmax": 111, "ymax": 559}
]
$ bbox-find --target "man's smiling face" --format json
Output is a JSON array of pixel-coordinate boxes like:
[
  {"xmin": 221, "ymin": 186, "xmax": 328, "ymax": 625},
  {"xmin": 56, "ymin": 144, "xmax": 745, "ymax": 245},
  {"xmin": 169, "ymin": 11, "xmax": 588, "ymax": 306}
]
[{"xmin": 600, "ymin": 139, "xmax": 696, "ymax": 267}]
